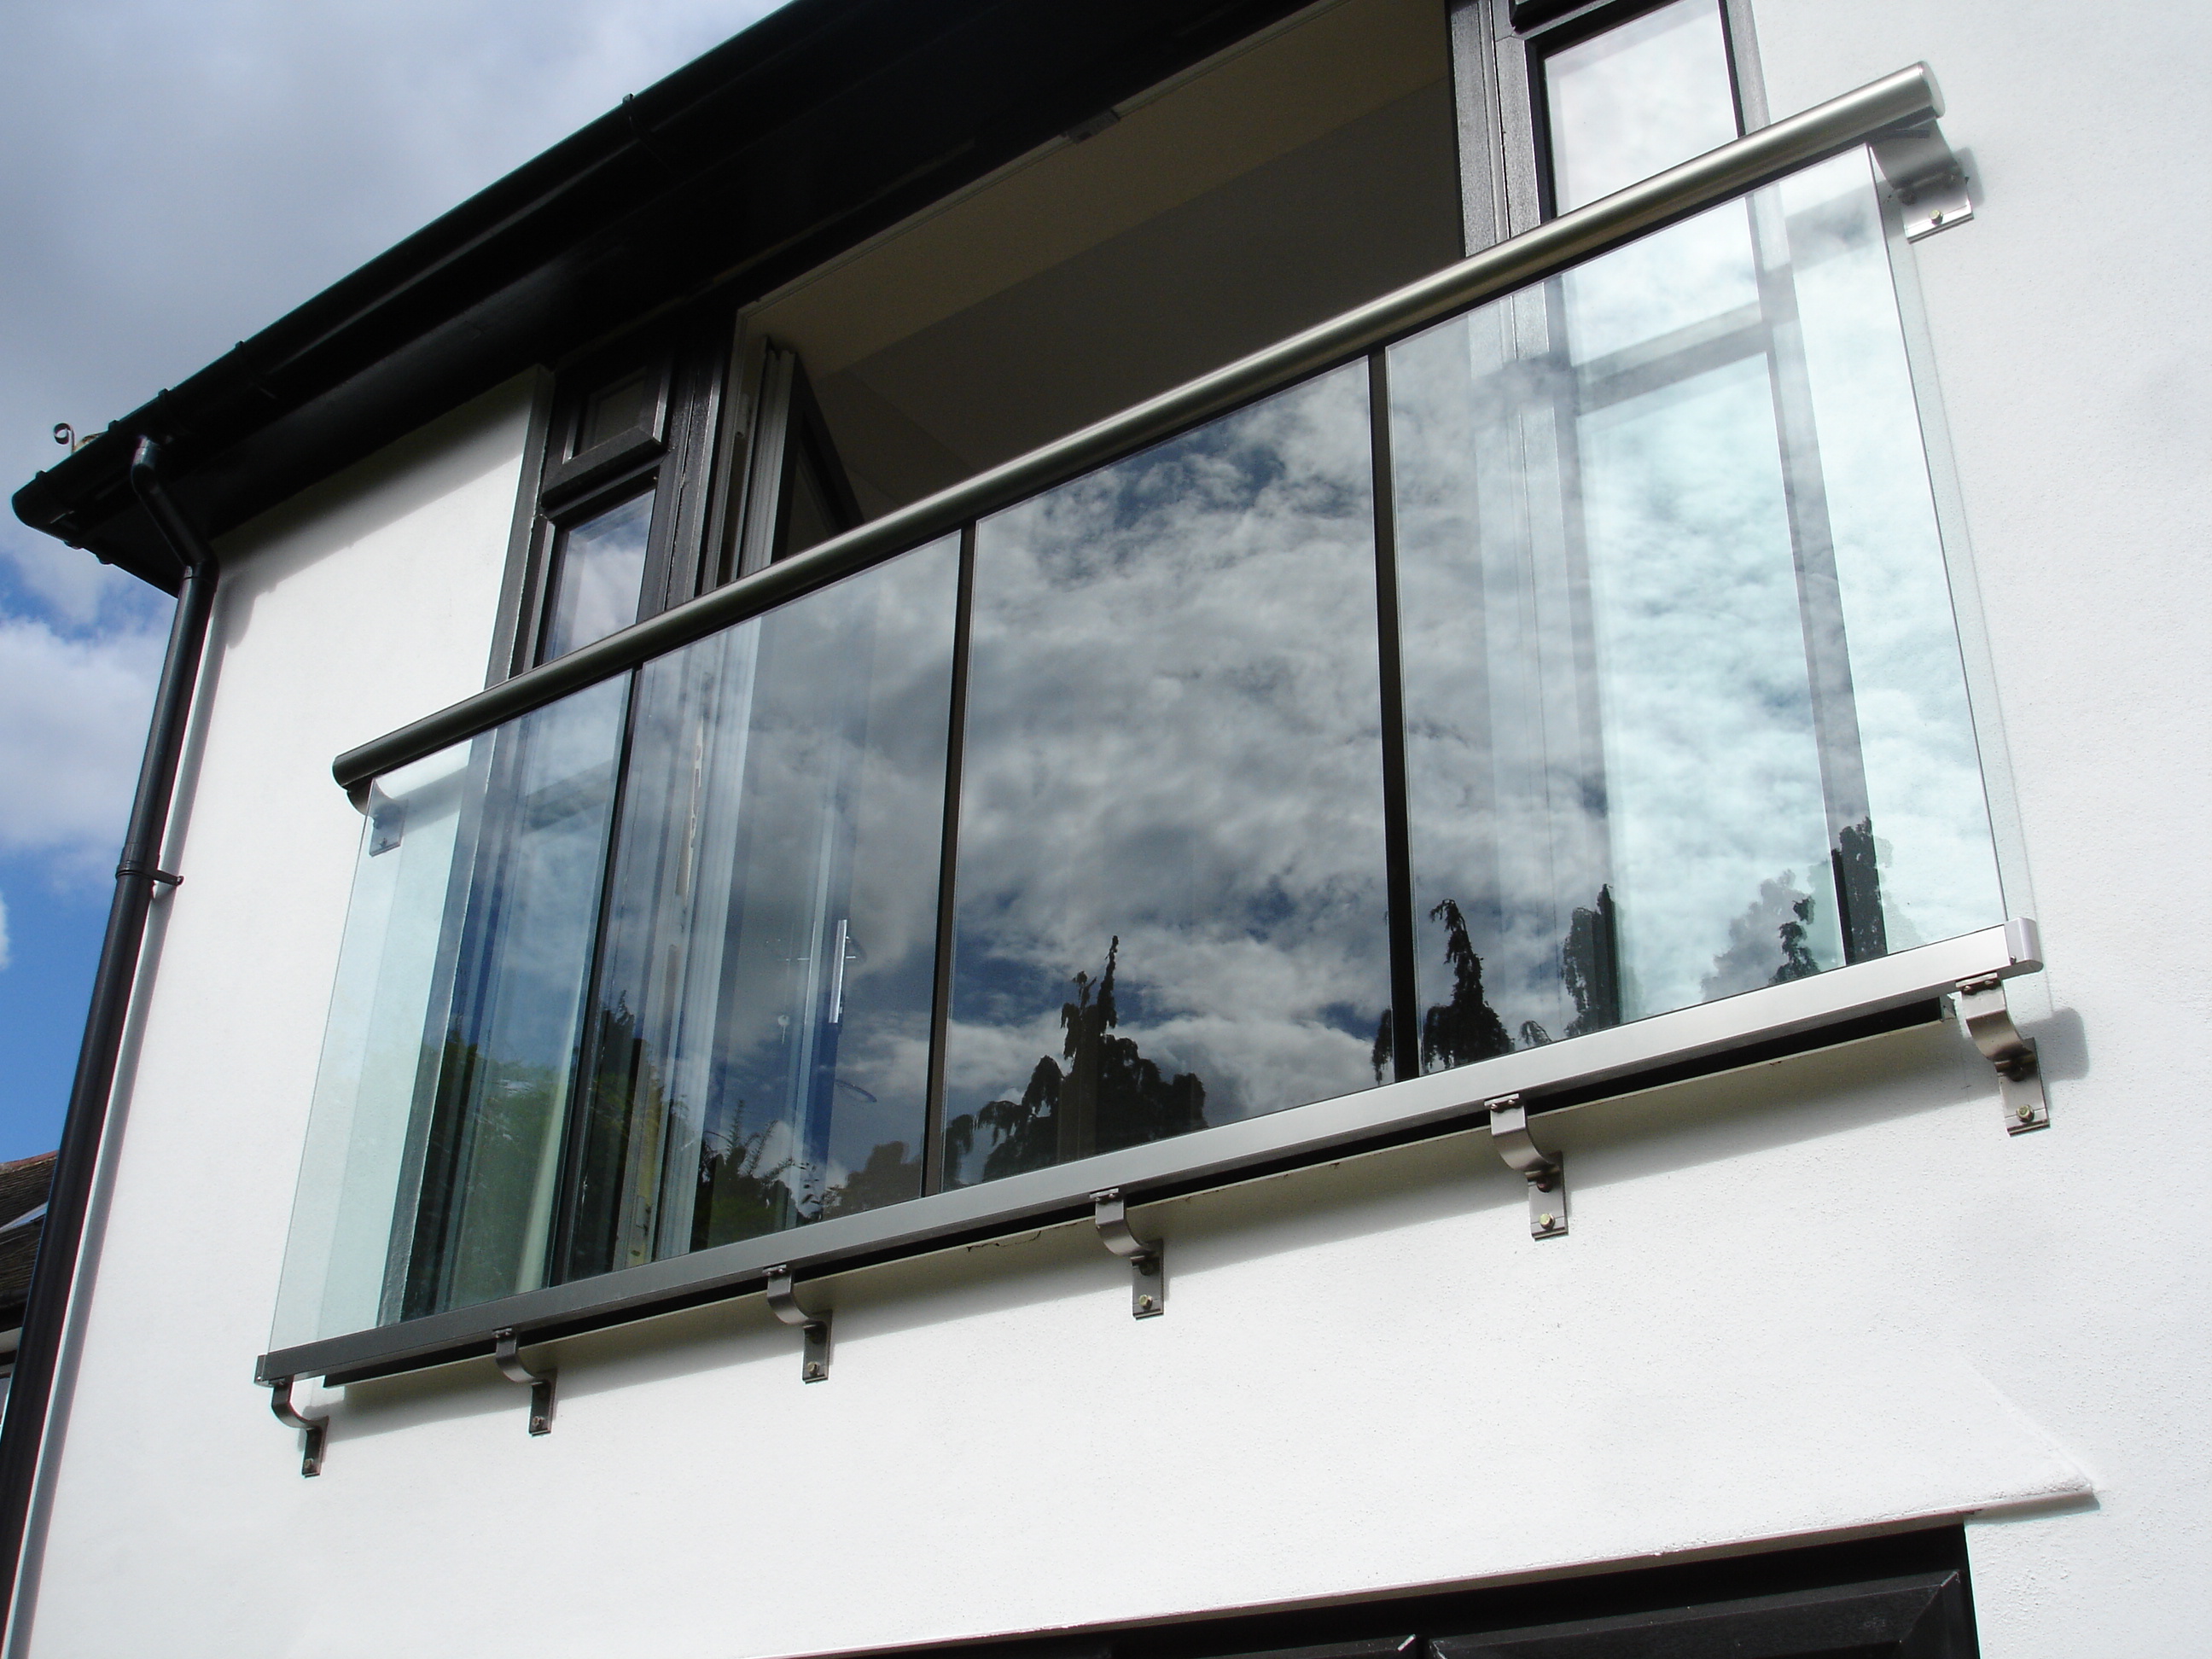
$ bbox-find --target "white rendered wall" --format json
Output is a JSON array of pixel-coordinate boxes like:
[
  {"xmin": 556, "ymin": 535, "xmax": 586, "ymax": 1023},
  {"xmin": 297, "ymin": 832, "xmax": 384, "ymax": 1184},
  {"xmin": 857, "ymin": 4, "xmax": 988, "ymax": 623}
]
[
  {"xmin": 1746, "ymin": 2, "xmax": 2212, "ymax": 1652},
  {"xmin": 14, "ymin": 1, "xmax": 2212, "ymax": 1652}
]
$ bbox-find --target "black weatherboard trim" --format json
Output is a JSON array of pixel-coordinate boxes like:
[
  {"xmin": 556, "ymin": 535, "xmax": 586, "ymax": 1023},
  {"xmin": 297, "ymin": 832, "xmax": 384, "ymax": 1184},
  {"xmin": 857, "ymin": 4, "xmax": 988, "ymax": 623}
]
[
  {"xmin": 9, "ymin": 0, "xmax": 1316, "ymax": 586},
  {"xmin": 819, "ymin": 1528, "xmax": 1978, "ymax": 1659}
]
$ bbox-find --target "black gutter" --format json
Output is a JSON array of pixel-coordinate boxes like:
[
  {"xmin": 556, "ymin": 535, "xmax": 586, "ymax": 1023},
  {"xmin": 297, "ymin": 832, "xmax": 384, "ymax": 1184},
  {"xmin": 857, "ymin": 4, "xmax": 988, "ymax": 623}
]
[{"xmin": 0, "ymin": 441, "xmax": 218, "ymax": 1635}]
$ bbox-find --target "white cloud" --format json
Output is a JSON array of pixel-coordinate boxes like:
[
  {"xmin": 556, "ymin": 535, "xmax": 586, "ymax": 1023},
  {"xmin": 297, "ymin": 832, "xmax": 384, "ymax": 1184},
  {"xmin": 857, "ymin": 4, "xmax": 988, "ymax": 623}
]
[
  {"xmin": 0, "ymin": 1, "xmax": 790, "ymax": 521},
  {"xmin": 0, "ymin": 613, "xmax": 165, "ymax": 886},
  {"xmin": 0, "ymin": 0, "xmax": 790, "ymax": 883},
  {"xmin": 0, "ymin": 888, "xmax": 11, "ymax": 972}
]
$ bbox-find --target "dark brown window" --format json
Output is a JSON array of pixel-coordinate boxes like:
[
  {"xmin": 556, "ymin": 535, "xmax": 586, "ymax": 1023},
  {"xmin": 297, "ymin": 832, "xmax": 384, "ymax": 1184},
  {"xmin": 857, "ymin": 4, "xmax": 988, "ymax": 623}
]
[{"xmin": 494, "ymin": 319, "xmax": 863, "ymax": 680}]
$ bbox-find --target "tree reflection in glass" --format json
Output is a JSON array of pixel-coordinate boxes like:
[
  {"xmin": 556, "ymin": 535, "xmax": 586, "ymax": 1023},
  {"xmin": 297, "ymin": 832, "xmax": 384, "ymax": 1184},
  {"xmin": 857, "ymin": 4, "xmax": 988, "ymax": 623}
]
[
  {"xmin": 559, "ymin": 538, "xmax": 958, "ymax": 1278},
  {"xmin": 1388, "ymin": 148, "xmax": 2002, "ymax": 1068},
  {"xmin": 396, "ymin": 678, "xmax": 629, "ymax": 1320},
  {"xmin": 944, "ymin": 363, "xmax": 1392, "ymax": 1185}
]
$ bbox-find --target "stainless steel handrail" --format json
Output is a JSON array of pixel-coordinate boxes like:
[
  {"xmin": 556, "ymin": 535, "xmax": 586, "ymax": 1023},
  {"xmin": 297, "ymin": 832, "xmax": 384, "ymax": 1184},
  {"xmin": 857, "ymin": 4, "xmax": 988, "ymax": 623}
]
[{"xmin": 333, "ymin": 62, "xmax": 1943, "ymax": 795}]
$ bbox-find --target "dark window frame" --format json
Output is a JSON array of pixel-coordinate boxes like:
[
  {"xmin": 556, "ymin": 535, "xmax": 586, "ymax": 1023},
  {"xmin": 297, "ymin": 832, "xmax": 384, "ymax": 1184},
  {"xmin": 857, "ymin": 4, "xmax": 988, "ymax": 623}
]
[
  {"xmin": 489, "ymin": 311, "xmax": 734, "ymax": 682},
  {"xmin": 724, "ymin": 337, "xmax": 864, "ymax": 585},
  {"xmin": 1449, "ymin": 0, "xmax": 1769, "ymax": 248}
]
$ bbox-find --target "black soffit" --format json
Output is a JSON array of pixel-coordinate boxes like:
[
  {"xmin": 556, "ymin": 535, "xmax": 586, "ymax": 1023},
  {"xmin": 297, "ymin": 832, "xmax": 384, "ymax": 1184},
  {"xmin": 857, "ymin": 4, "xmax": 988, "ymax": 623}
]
[{"xmin": 12, "ymin": 0, "xmax": 1313, "ymax": 591}]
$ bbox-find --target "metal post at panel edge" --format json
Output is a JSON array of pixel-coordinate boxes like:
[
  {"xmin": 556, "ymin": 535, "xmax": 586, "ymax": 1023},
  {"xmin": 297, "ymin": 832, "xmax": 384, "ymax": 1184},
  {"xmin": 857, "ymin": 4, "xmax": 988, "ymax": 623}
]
[{"xmin": 0, "ymin": 439, "xmax": 220, "ymax": 1621}]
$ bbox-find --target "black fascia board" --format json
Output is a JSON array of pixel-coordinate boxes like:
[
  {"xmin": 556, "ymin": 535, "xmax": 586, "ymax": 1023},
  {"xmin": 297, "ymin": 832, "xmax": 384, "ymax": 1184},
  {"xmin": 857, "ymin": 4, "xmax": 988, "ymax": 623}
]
[{"xmin": 13, "ymin": 0, "xmax": 1312, "ymax": 591}]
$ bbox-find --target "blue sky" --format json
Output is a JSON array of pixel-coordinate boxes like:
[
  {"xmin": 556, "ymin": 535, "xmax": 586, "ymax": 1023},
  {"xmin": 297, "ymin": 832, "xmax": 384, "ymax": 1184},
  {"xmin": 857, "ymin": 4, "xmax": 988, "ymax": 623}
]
[{"xmin": 0, "ymin": 0, "xmax": 788, "ymax": 1162}]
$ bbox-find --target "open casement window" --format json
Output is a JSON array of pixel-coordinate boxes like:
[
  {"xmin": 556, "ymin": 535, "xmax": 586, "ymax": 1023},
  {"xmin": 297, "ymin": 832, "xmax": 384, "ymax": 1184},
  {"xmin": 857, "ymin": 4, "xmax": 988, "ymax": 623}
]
[{"xmin": 725, "ymin": 339, "xmax": 864, "ymax": 581}]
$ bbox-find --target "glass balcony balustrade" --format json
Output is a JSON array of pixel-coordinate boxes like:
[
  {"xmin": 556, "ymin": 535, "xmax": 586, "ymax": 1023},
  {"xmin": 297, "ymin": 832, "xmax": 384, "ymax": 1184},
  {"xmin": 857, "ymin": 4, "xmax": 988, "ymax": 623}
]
[{"xmin": 273, "ymin": 143, "xmax": 2002, "ymax": 1355}]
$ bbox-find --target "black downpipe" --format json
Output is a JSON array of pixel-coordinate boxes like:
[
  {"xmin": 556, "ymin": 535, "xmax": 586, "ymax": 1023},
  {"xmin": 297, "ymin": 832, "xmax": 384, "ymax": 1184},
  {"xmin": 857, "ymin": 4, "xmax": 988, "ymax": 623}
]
[{"xmin": 0, "ymin": 439, "xmax": 218, "ymax": 1632}]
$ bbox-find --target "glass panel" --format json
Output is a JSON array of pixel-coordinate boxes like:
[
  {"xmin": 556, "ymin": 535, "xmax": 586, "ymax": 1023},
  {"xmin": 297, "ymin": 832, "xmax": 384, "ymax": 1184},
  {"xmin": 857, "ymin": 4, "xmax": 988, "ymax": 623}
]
[
  {"xmin": 398, "ymin": 680, "xmax": 628, "ymax": 1318},
  {"xmin": 543, "ymin": 488, "xmax": 654, "ymax": 661},
  {"xmin": 271, "ymin": 678, "xmax": 628, "ymax": 1346},
  {"xmin": 1387, "ymin": 148, "xmax": 2000, "ymax": 1071},
  {"xmin": 580, "ymin": 369, "xmax": 653, "ymax": 453},
  {"xmin": 944, "ymin": 362, "xmax": 1391, "ymax": 1187},
  {"xmin": 272, "ymin": 747, "xmax": 469, "ymax": 1350},
  {"xmin": 561, "ymin": 538, "xmax": 958, "ymax": 1277},
  {"xmin": 1542, "ymin": 0, "xmax": 1738, "ymax": 214}
]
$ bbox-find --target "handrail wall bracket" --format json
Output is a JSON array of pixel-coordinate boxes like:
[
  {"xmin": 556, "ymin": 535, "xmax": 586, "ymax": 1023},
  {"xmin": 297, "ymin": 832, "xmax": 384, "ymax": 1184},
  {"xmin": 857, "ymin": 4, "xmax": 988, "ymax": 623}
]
[
  {"xmin": 492, "ymin": 1327, "xmax": 557, "ymax": 1433},
  {"xmin": 1092, "ymin": 1189, "xmax": 1166, "ymax": 1317},
  {"xmin": 1488, "ymin": 1095, "xmax": 1568, "ymax": 1239},
  {"xmin": 765, "ymin": 1267, "xmax": 833, "ymax": 1380},
  {"xmin": 267, "ymin": 1376, "xmax": 329, "ymax": 1477},
  {"xmin": 1870, "ymin": 119, "xmax": 1972, "ymax": 240}
]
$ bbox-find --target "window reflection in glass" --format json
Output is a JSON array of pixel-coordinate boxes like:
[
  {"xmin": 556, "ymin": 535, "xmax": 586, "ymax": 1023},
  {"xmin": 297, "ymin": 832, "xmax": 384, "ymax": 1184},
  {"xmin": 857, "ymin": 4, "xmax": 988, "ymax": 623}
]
[
  {"xmin": 1541, "ymin": 0, "xmax": 1738, "ymax": 215},
  {"xmin": 560, "ymin": 538, "xmax": 958, "ymax": 1276},
  {"xmin": 394, "ymin": 678, "xmax": 630, "ymax": 1319},
  {"xmin": 944, "ymin": 362, "xmax": 1391, "ymax": 1187},
  {"xmin": 543, "ymin": 489, "xmax": 654, "ymax": 661},
  {"xmin": 1387, "ymin": 148, "xmax": 2001, "ymax": 1069}
]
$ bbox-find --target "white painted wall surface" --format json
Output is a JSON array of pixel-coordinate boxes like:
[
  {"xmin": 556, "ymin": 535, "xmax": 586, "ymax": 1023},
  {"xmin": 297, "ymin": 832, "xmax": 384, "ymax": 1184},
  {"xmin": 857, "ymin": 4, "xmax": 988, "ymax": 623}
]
[{"xmin": 13, "ymin": 1, "xmax": 2212, "ymax": 1653}]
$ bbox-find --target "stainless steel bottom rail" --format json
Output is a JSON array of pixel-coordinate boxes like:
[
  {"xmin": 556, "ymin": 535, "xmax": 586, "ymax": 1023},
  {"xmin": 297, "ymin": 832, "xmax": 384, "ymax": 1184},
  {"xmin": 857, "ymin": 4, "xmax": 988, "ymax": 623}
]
[{"xmin": 260, "ymin": 920, "xmax": 2040, "ymax": 1387}]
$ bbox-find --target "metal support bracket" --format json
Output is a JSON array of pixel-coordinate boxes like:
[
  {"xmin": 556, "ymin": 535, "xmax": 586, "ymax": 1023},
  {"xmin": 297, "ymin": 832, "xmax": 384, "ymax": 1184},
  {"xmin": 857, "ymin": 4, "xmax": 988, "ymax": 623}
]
[
  {"xmin": 764, "ymin": 1267, "xmax": 831, "ymax": 1381},
  {"xmin": 1488, "ymin": 1095, "xmax": 1568, "ymax": 1238},
  {"xmin": 1871, "ymin": 120, "xmax": 1972, "ymax": 240},
  {"xmin": 267, "ymin": 1375, "xmax": 328, "ymax": 1477},
  {"xmin": 492, "ymin": 1328, "xmax": 556, "ymax": 1433},
  {"xmin": 1957, "ymin": 976, "xmax": 2049, "ymax": 1133},
  {"xmin": 1091, "ymin": 1189, "xmax": 1165, "ymax": 1316}
]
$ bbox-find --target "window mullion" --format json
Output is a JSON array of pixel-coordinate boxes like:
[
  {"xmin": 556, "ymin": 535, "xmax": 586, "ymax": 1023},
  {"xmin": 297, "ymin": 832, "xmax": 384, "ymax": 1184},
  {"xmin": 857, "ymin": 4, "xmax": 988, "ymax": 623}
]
[
  {"xmin": 920, "ymin": 525, "xmax": 977, "ymax": 1196},
  {"xmin": 1367, "ymin": 352, "xmax": 1422, "ymax": 1085}
]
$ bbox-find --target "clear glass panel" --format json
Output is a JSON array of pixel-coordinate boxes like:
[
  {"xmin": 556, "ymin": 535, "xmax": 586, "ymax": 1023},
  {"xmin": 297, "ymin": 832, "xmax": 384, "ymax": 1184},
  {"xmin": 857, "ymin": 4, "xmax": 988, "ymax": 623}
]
[
  {"xmin": 1541, "ymin": 0, "xmax": 1738, "ymax": 214},
  {"xmin": 543, "ymin": 488, "xmax": 654, "ymax": 661},
  {"xmin": 579, "ymin": 369, "xmax": 653, "ymax": 453},
  {"xmin": 396, "ymin": 681, "xmax": 629, "ymax": 1319},
  {"xmin": 561, "ymin": 538, "xmax": 958, "ymax": 1278},
  {"xmin": 1387, "ymin": 148, "xmax": 2001, "ymax": 1070},
  {"xmin": 271, "ymin": 746, "xmax": 470, "ymax": 1350},
  {"xmin": 943, "ymin": 362, "xmax": 1391, "ymax": 1187},
  {"xmin": 272, "ymin": 678, "xmax": 628, "ymax": 1346}
]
